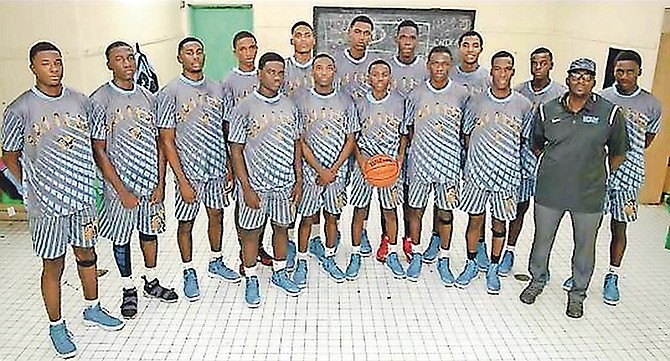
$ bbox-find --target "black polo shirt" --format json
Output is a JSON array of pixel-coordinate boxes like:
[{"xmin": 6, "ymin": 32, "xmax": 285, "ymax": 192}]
[{"xmin": 532, "ymin": 93, "xmax": 628, "ymax": 213}]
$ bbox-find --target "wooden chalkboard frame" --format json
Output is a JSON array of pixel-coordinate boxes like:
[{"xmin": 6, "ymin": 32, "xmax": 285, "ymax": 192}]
[{"xmin": 313, "ymin": 6, "xmax": 476, "ymax": 58}]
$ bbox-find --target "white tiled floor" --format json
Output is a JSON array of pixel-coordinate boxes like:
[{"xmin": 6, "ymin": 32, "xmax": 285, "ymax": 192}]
[{"xmin": 1, "ymin": 185, "xmax": 669, "ymax": 360}]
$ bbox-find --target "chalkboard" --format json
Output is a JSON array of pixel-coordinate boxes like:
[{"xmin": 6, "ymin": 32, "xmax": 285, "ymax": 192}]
[{"xmin": 313, "ymin": 7, "xmax": 476, "ymax": 58}]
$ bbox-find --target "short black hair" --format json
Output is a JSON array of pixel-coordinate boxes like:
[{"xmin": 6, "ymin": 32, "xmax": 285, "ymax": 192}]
[
  {"xmin": 258, "ymin": 52, "xmax": 285, "ymax": 70},
  {"xmin": 314, "ymin": 53, "xmax": 335, "ymax": 65},
  {"xmin": 428, "ymin": 46, "xmax": 452, "ymax": 60},
  {"xmin": 349, "ymin": 15, "xmax": 374, "ymax": 31},
  {"xmin": 178, "ymin": 37, "xmax": 203, "ymax": 53},
  {"xmin": 368, "ymin": 59, "xmax": 390, "ymax": 74},
  {"xmin": 491, "ymin": 50, "xmax": 515, "ymax": 66},
  {"xmin": 291, "ymin": 21, "xmax": 313, "ymax": 34},
  {"xmin": 233, "ymin": 31, "xmax": 256, "ymax": 49},
  {"xmin": 615, "ymin": 50, "xmax": 642, "ymax": 68},
  {"xmin": 458, "ymin": 30, "xmax": 483, "ymax": 47},
  {"xmin": 105, "ymin": 41, "xmax": 132, "ymax": 60},
  {"xmin": 530, "ymin": 46, "xmax": 553, "ymax": 61},
  {"xmin": 397, "ymin": 20, "xmax": 418, "ymax": 34},
  {"xmin": 29, "ymin": 41, "xmax": 61, "ymax": 64}
]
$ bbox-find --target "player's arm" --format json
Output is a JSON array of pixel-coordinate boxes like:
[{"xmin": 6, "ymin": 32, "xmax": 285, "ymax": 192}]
[
  {"xmin": 2, "ymin": 151, "xmax": 22, "ymax": 185},
  {"xmin": 645, "ymin": 133, "xmax": 656, "ymax": 148},
  {"xmin": 398, "ymin": 134, "xmax": 408, "ymax": 167},
  {"xmin": 300, "ymin": 136, "xmax": 323, "ymax": 173},
  {"xmin": 158, "ymin": 129, "xmax": 190, "ymax": 188},
  {"xmin": 531, "ymin": 105, "xmax": 546, "ymax": 157},
  {"xmin": 645, "ymin": 105, "xmax": 662, "ymax": 148},
  {"xmin": 228, "ymin": 106, "xmax": 260, "ymax": 209},
  {"xmin": 607, "ymin": 107, "xmax": 628, "ymax": 173},
  {"xmin": 292, "ymin": 138, "xmax": 303, "ymax": 204},
  {"xmin": 92, "ymin": 140, "xmax": 139, "ymax": 207},
  {"xmin": 150, "ymin": 135, "xmax": 168, "ymax": 203},
  {"xmin": 331, "ymin": 134, "xmax": 355, "ymax": 172}
]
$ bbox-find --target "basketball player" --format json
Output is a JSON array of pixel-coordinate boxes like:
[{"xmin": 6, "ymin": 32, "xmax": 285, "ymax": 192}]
[{"xmin": 283, "ymin": 21, "xmax": 315, "ymax": 98}]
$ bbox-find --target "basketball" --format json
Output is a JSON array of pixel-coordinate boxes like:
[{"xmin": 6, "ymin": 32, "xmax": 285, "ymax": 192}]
[{"xmin": 363, "ymin": 154, "xmax": 400, "ymax": 188}]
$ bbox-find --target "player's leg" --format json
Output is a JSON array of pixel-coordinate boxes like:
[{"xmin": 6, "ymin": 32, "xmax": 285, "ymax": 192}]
[
  {"xmin": 456, "ymin": 182, "xmax": 486, "ymax": 288},
  {"xmin": 603, "ymin": 188, "xmax": 638, "ymax": 306},
  {"xmin": 268, "ymin": 187, "xmax": 301, "ymax": 296},
  {"xmin": 475, "ymin": 212, "xmax": 489, "ymax": 271},
  {"xmin": 237, "ymin": 189, "xmax": 268, "ymax": 307},
  {"xmin": 404, "ymin": 181, "xmax": 429, "ymax": 280},
  {"xmin": 434, "ymin": 183, "xmax": 459, "ymax": 286},
  {"xmin": 485, "ymin": 190, "xmax": 517, "ymax": 295},
  {"xmin": 320, "ymin": 183, "xmax": 347, "ymax": 282},
  {"xmin": 501, "ymin": 177, "xmax": 534, "ymax": 277},
  {"xmin": 421, "ymin": 206, "xmax": 441, "ymax": 264},
  {"xmin": 202, "ymin": 178, "xmax": 240, "ymax": 283},
  {"xmin": 174, "ymin": 180, "xmax": 202, "ymax": 301},
  {"xmin": 348, "ymin": 164, "xmax": 372, "ymax": 278}
]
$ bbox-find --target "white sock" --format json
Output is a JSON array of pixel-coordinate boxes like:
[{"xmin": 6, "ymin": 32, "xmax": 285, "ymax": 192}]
[
  {"xmin": 121, "ymin": 276, "xmax": 134, "ymax": 290},
  {"xmin": 440, "ymin": 247, "xmax": 451, "ymax": 259},
  {"xmin": 144, "ymin": 267, "xmax": 156, "ymax": 282},
  {"xmin": 363, "ymin": 221, "xmax": 368, "ymax": 230},
  {"xmin": 84, "ymin": 298, "xmax": 99, "ymax": 309},
  {"xmin": 273, "ymin": 260, "xmax": 287, "ymax": 272},
  {"xmin": 325, "ymin": 247, "xmax": 336, "ymax": 258},
  {"xmin": 609, "ymin": 265, "xmax": 620, "ymax": 274},
  {"xmin": 352, "ymin": 245, "xmax": 361, "ymax": 254},
  {"xmin": 411, "ymin": 242, "xmax": 422, "ymax": 255},
  {"xmin": 297, "ymin": 251, "xmax": 308, "ymax": 260},
  {"xmin": 211, "ymin": 250, "xmax": 222, "ymax": 262},
  {"xmin": 49, "ymin": 318, "xmax": 64, "ymax": 327},
  {"xmin": 183, "ymin": 261, "xmax": 194, "ymax": 271},
  {"xmin": 506, "ymin": 246, "xmax": 516, "ymax": 253},
  {"xmin": 288, "ymin": 227, "xmax": 297, "ymax": 241},
  {"xmin": 245, "ymin": 265, "xmax": 258, "ymax": 277},
  {"xmin": 392, "ymin": 242, "xmax": 402, "ymax": 254},
  {"xmin": 310, "ymin": 224, "xmax": 320, "ymax": 239}
]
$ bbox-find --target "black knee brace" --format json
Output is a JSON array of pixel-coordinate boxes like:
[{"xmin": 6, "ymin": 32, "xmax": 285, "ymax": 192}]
[
  {"xmin": 436, "ymin": 213, "xmax": 453, "ymax": 225},
  {"xmin": 76, "ymin": 251, "xmax": 97, "ymax": 268},
  {"xmin": 491, "ymin": 228, "xmax": 506, "ymax": 238},
  {"xmin": 139, "ymin": 233, "xmax": 158, "ymax": 242}
]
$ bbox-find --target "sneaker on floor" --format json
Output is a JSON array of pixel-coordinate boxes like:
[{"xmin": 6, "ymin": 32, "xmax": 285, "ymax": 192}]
[
  {"xmin": 603, "ymin": 273, "xmax": 620, "ymax": 306},
  {"xmin": 183, "ymin": 268, "xmax": 200, "ymax": 301},
  {"xmin": 142, "ymin": 276, "xmax": 178, "ymax": 303},
  {"xmin": 345, "ymin": 253, "xmax": 362, "ymax": 280},
  {"xmin": 437, "ymin": 258, "xmax": 455, "ymax": 287},
  {"xmin": 566, "ymin": 298, "xmax": 584, "ymax": 319},
  {"xmin": 208, "ymin": 257, "xmax": 241, "ymax": 283},
  {"xmin": 245, "ymin": 276, "xmax": 261, "ymax": 308},
  {"xmin": 292, "ymin": 259, "xmax": 308, "ymax": 289},
  {"xmin": 259, "ymin": 247, "xmax": 274, "ymax": 266},
  {"xmin": 360, "ymin": 229, "xmax": 372, "ymax": 257},
  {"xmin": 498, "ymin": 250, "xmax": 514, "ymax": 277},
  {"xmin": 402, "ymin": 237, "xmax": 413, "ymax": 262},
  {"xmin": 455, "ymin": 259, "xmax": 479, "ymax": 288},
  {"xmin": 519, "ymin": 282, "xmax": 544, "ymax": 304},
  {"xmin": 386, "ymin": 252, "xmax": 406, "ymax": 279},
  {"xmin": 422, "ymin": 234, "xmax": 440, "ymax": 264},
  {"xmin": 406, "ymin": 253, "xmax": 423, "ymax": 282},
  {"xmin": 376, "ymin": 234, "xmax": 389, "ymax": 263},
  {"xmin": 271, "ymin": 269, "xmax": 301, "ymax": 297},
  {"xmin": 475, "ymin": 242, "xmax": 490, "ymax": 271},
  {"xmin": 562, "ymin": 277, "xmax": 574, "ymax": 292},
  {"xmin": 322, "ymin": 255, "xmax": 346, "ymax": 283},
  {"xmin": 286, "ymin": 240, "xmax": 297, "ymax": 272},
  {"xmin": 82, "ymin": 303, "xmax": 124, "ymax": 331},
  {"xmin": 49, "ymin": 321, "xmax": 77, "ymax": 359},
  {"xmin": 486, "ymin": 264, "xmax": 501, "ymax": 295},
  {"xmin": 120, "ymin": 287, "xmax": 138, "ymax": 319},
  {"xmin": 308, "ymin": 236, "xmax": 326, "ymax": 264}
]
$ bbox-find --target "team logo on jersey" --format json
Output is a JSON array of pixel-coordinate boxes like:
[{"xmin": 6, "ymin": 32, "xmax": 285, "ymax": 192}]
[
  {"xmin": 150, "ymin": 208, "xmax": 166, "ymax": 232},
  {"xmin": 129, "ymin": 126, "xmax": 141, "ymax": 140},
  {"xmin": 336, "ymin": 192, "xmax": 345, "ymax": 209},
  {"xmin": 623, "ymin": 199, "xmax": 637, "ymax": 217},
  {"xmin": 446, "ymin": 186, "xmax": 458, "ymax": 204},
  {"xmin": 82, "ymin": 221, "xmax": 98, "ymax": 242},
  {"xmin": 582, "ymin": 115, "xmax": 600, "ymax": 124},
  {"xmin": 57, "ymin": 135, "xmax": 74, "ymax": 150},
  {"xmin": 504, "ymin": 196, "xmax": 516, "ymax": 214}
]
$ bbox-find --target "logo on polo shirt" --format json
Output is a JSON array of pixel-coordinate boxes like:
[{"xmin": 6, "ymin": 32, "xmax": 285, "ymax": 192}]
[{"xmin": 582, "ymin": 115, "xmax": 600, "ymax": 124}]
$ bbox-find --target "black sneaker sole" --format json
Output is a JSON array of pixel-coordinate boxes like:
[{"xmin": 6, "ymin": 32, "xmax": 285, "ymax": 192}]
[{"xmin": 143, "ymin": 291, "xmax": 178, "ymax": 303}]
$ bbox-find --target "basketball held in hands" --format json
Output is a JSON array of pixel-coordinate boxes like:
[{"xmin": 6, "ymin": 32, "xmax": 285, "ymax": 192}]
[{"xmin": 363, "ymin": 154, "xmax": 400, "ymax": 188}]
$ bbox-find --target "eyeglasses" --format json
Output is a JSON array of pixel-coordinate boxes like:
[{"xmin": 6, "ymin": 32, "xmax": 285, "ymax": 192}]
[{"xmin": 568, "ymin": 72, "xmax": 595, "ymax": 82}]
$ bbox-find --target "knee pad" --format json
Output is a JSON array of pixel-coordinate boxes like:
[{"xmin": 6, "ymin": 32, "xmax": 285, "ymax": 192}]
[
  {"xmin": 491, "ymin": 227, "xmax": 506, "ymax": 238},
  {"xmin": 436, "ymin": 211, "xmax": 453, "ymax": 225},
  {"xmin": 139, "ymin": 233, "xmax": 158, "ymax": 242},
  {"xmin": 76, "ymin": 251, "xmax": 98, "ymax": 268}
]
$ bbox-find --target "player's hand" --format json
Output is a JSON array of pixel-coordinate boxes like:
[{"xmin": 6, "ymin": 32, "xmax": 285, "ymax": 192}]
[
  {"xmin": 120, "ymin": 190, "xmax": 140, "ymax": 209},
  {"xmin": 179, "ymin": 181, "xmax": 197, "ymax": 204},
  {"xmin": 291, "ymin": 179, "xmax": 302, "ymax": 205},
  {"xmin": 318, "ymin": 168, "xmax": 337, "ymax": 186},
  {"xmin": 224, "ymin": 173, "xmax": 234, "ymax": 195},
  {"xmin": 149, "ymin": 183, "xmax": 165, "ymax": 204},
  {"xmin": 396, "ymin": 156, "xmax": 404, "ymax": 169},
  {"xmin": 243, "ymin": 188, "xmax": 261, "ymax": 209}
]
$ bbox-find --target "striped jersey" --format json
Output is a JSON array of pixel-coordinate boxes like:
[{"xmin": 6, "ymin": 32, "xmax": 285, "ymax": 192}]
[
  {"xmin": 228, "ymin": 91, "xmax": 300, "ymax": 192},
  {"xmin": 601, "ymin": 86, "xmax": 662, "ymax": 190},
  {"xmin": 155, "ymin": 75, "xmax": 226, "ymax": 182},
  {"xmin": 294, "ymin": 88, "xmax": 360, "ymax": 184},
  {"xmin": 405, "ymin": 80, "xmax": 469, "ymax": 183},
  {"xmin": 1, "ymin": 87, "xmax": 97, "ymax": 217},
  {"xmin": 221, "ymin": 67, "xmax": 258, "ymax": 121},
  {"xmin": 449, "ymin": 64, "xmax": 490, "ymax": 95},
  {"xmin": 463, "ymin": 88, "xmax": 533, "ymax": 192},
  {"xmin": 355, "ymin": 91, "xmax": 409, "ymax": 158},
  {"xmin": 388, "ymin": 55, "xmax": 429, "ymax": 98},
  {"xmin": 283, "ymin": 56, "xmax": 313, "ymax": 98},
  {"xmin": 334, "ymin": 49, "xmax": 375, "ymax": 100},
  {"xmin": 90, "ymin": 81, "xmax": 159, "ymax": 198}
]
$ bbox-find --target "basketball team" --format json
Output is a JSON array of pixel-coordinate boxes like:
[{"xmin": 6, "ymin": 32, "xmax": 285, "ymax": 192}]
[{"xmin": 0, "ymin": 14, "xmax": 662, "ymax": 359}]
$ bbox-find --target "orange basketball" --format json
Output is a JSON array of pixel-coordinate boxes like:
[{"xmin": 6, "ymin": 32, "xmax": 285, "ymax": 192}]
[{"xmin": 363, "ymin": 154, "xmax": 400, "ymax": 188}]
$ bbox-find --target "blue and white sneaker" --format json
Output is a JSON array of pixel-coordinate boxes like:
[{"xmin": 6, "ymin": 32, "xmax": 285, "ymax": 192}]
[
  {"xmin": 603, "ymin": 273, "xmax": 620, "ymax": 306},
  {"xmin": 82, "ymin": 303, "xmax": 124, "ymax": 331},
  {"xmin": 437, "ymin": 258, "xmax": 455, "ymax": 287},
  {"xmin": 498, "ymin": 250, "xmax": 515, "ymax": 277},
  {"xmin": 386, "ymin": 252, "xmax": 406, "ymax": 279},
  {"xmin": 406, "ymin": 253, "xmax": 423, "ymax": 282},
  {"xmin": 562, "ymin": 277, "xmax": 574, "ymax": 292},
  {"xmin": 49, "ymin": 321, "xmax": 77, "ymax": 359},
  {"xmin": 486, "ymin": 263, "xmax": 501, "ymax": 295},
  {"xmin": 271, "ymin": 269, "xmax": 301, "ymax": 297},
  {"xmin": 286, "ymin": 240, "xmax": 297, "ymax": 272},
  {"xmin": 475, "ymin": 242, "xmax": 490, "ymax": 271},
  {"xmin": 292, "ymin": 259, "xmax": 308, "ymax": 289},
  {"xmin": 245, "ymin": 276, "xmax": 261, "ymax": 308},
  {"xmin": 183, "ymin": 268, "xmax": 200, "ymax": 301},
  {"xmin": 208, "ymin": 257, "xmax": 241, "ymax": 283},
  {"xmin": 345, "ymin": 253, "xmax": 362, "ymax": 280},
  {"xmin": 322, "ymin": 255, "xmax": 346, "ymax": 283},
  {"xmin": 455, "ymin": 259, "xmax": 479, "ymax": 288},
  {"xmin": 422, "ymin": 234, "xmax": 440, "ymax": 264},
  {"xmin": 308, "ymin": 236, "xmax": 326, "ymax": 263},
  {"xmin": 360, "ymin": 229, "xmax": 372, "ymax": 257}
]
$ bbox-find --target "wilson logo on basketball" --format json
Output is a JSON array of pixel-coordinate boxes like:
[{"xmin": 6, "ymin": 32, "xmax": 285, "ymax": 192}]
[{"xmin": 363, "ymin": 154, "xmax": 400, "ymax": 188}]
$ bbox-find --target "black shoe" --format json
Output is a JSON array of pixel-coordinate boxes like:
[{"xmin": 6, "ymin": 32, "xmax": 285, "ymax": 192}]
[
  {"xmin": 519, "ymin": 282, "xmax": 544, "ymax": 305},
  {"xmin": 121, "ymin": 288, "xmax": 138, "ymax": 319},
  {"xmin": 143, "ymin": 276, "xmax": 178, "ymax": 303},
  {"xmin": 566, "ymin": 299, "xmax": 584, "ymax": 319}
]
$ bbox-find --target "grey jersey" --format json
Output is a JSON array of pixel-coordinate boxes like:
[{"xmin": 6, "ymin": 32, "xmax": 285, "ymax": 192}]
[
  {"xmin": 156, "ymin": 75, "xmax": 227, "ymax": 182},
  {"xmin": 355, "ymin": 91, "xmax": 409, "ymax": 158},
  {"xmin": 389, "ymin": 55, "xmax": 429, "ymax": 98},
  {"xmin": 1, "ymin": 87, "xmax": 97, "ymax": 218},
  {"xmin": 283, "ymin": 56, "xmax": 314, "ymax": 98},
  {"xmin": 90, "ymin": 82, "xmax": 159, "ymax": 198},
  {"xmin": 221, "ymin": 68, "xmax": 258, "ymax": 121},
  {"xmin": 449, "ymin": 64, "xmax": 491, "ymax": 96},
  {"xmin": 334, "ymin": 49, "xmax": 375, "ymax": 100}
]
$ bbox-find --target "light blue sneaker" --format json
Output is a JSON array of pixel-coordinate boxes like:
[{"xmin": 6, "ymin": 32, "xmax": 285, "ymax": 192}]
[
  {"xmin": 475, "ymin": 242, "xmax": 490, "ymax": 271},
  {"xmin": 498, "ymin": 250, "xmax": 515, "ymax": 277},
  {"xmin": 286, "ymin": 240, "xmax": 297, "ymax": 272},
  {"xmin": 49, "ymin": 321, "xmax": 77, "ymax": 359},
  {"xmin": 486, "ymin": 263, "xmax": 501, "ymax": 295},
  {"xmin": 455, "ymin": 259, "xmax": 479, "ymax": 288},
  {"xmin": 308, "ymin": 236, "xmax": 326, "ymax": 263},
  {"xmin": 82, "ymin": 303, "xmax": 124, "ymax": 331},
  {"xmin": 245, "ymin": 276, "xmax": 261, "ymax": 308},
  {"xmin": 437, "ymin": 258, "xmax": 455, "ymax": 287},
  {"xmin": 360, "ymin": 229, "xmax": 372, "ymax": 257},
  {"xmin": 603, "ymin": 273, "xmax": 620, "ymax": 306},
  {"xmin": 322, "ymin": 255, "xmax": 346, "ymax": 283},
  {"xmin": 183, "ymin": 268, "xmax": 200, "ymax": 301},
  {"xmin": 271, "ymin": 269, "xmax": 301, "ymax": 297},
  {"xmin": 345, "ymin": 253, "xmax": 362, "ymax": 280},
  {"xmin": 208, "ymin": 257, "xmax": 241, "ymax": 283},
  {"xmin": 386, "ymin": 252, "xmax": 406, "ymax": 279},
  {"xmin": 292, "ymin": 259, "xmax": 308, "ymax": 289},
  {"xmin": 422, "ymin": 234, "xmax": 440, "ymax": 264},
  {"xmin": 406, "ymin": 253, "xmax": 423, "ymax": 282},
  {"xmin": 562, "ymin": 277, "xmax": 574, "ymax": 292}
]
